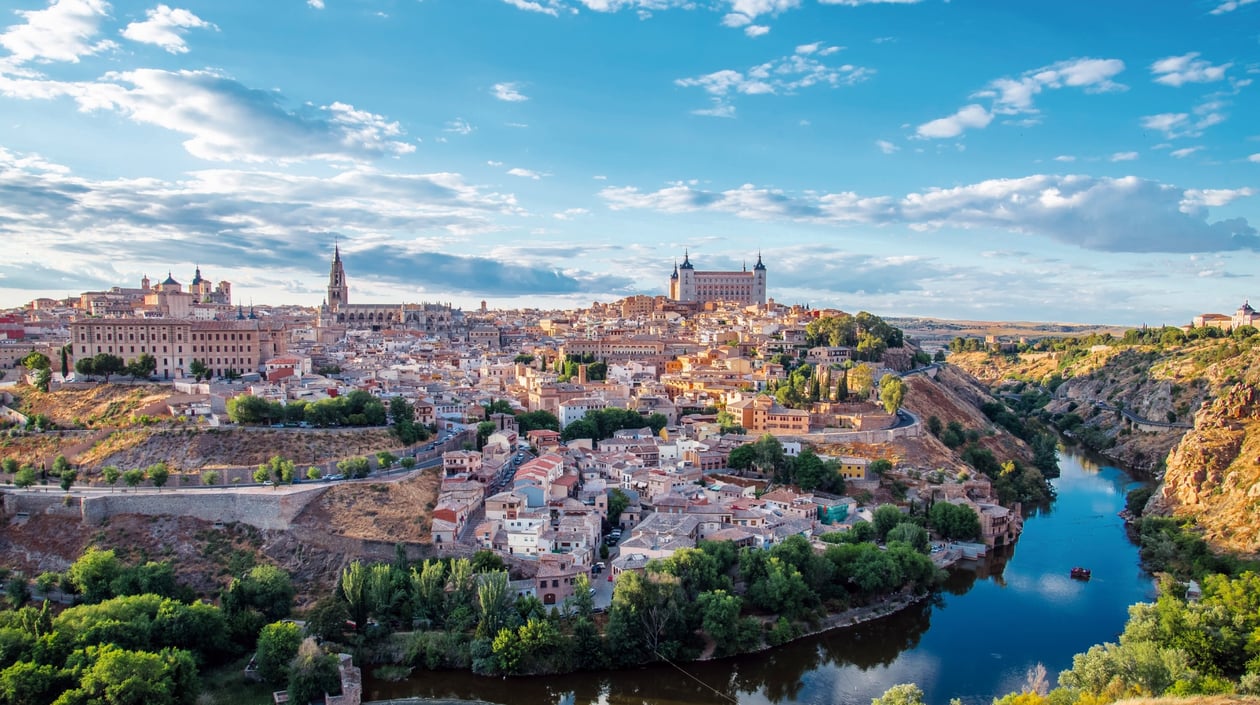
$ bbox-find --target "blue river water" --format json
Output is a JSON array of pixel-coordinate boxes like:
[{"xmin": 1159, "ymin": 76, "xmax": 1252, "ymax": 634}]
[{"xmin": 365, "ymin": 446, "xmax": 1155, "ymax": 705}]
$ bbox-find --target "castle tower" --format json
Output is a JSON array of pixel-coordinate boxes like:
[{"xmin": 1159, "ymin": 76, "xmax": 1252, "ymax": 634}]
[
  {"xmin": 753, "ymin": 252, "xmax": 767, "ymax": 305},
  {"xmin": 678, "ymin": 250, "xmax": 696, "ymax": 302},
  {"xmin": 327, "ymin": 244, "xmax": 348, "ymax": 312}
]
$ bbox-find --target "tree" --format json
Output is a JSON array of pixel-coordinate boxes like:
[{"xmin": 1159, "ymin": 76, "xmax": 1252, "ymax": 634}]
[
  {"xmin": 75, "ymin": 356, "xmax": 96, "ymax": 377},
  {"xmin": 189, "ymin": 359, "xmax": 209, "ymax": 382},
  {"xmin": 880, "ymin": 375, "xmax": 907, "ymax": 414},
  {"xmin": 869, "ymin": 459, "xmax": 893, "ymax": 478},
  {"xmin": 255, "ymin": 620, "xmax": 303, "ymax": 685},
  {"xmin": 253, "ymin": 466, "xmax": 270, "ymax": 484},
  {"xmin": 60, "ymin": 346, "xmax": 70, "ymax": 378},
  {"xmin": 337, "ymin": 456, "xmax": 370, "ymax": 479},
  {"xmin": 147, "ymin": 462, "xmax": 170, "ymax": 490},
  {"xmin": 848, "ymin": 363, "xmax": 875, "ymax": 399},
  {"xmin": 399, "ymin": 457, "xmax": 416, "ymax": 470},
  {"xmin": 32, "ymin": 368, "xmax": 50, "ymax": 393},
  {"xmin": 13, "ymin": 466, "xmax": 36, "ymax": 490},
  {"xmin": 125, "ymin": 353, "xmax": 157, "ymax": 380},
  {"xmin": 102, "ymin": 465, "xmax": 121, "ymax": 492},
  {"xmin": 872, "ymin": 505, "xmax": 906, "ymax": 541},
  {"xmin": 5, "ymin": 573, "xmax": 29, "ymax": 608},
  {"xmin": 873, "ymin": 683, "xmax": 926, "ymax": 705},
  {"xmin": 607, "ymin": 488, "xmax": 630, "ymax": 527},
  {"xmin": 90, "ymin": 353, "xmax": 126, "ymax": 382},
  {"xmin": 123, "ymin": 468, "xmax": 145, "ymax": 491},
  {"xmin": 66, "ymin": 547, "xmax": 124, "ymax": 603},
  {"xmin": 59, "ymin": 468, "xmax": 77, "ymax": 493},
  {"xmin": 375, "ymin": 451, "xmax": 397, "ymax": 470},
  {"xmin": 929, "ymin": 501, "xmax": 981, "ymax": 541},
  {"xmin": 265, "ymin": 455, "xmax": 295, "ymax": 484},
  {"xmin": 20, "ymin": 352, "xmax": 49, "ymax": 372},
  {"xmin": 886, "ymin": 522, "xmax": 930, "ymax": 553},
  {"xmin": 306, "ymin": 466, "xmax": 322, "ymax": 481},
  {"xmin": 515, "ymin": 410, "xmax": 559, "ymax": 433}
]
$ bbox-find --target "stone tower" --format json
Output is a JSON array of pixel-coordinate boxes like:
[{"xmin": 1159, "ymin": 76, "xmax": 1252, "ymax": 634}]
[
  {"xmin": 327, "ymin": 244, "xmax": 348, "ymax": 312},
  {"xmin": 753, "ymin": 252, "xmax": 767, "ymax": 305}
]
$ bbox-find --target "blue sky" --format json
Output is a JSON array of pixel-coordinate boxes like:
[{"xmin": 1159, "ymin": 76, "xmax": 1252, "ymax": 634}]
[{"xmin": 0, "ymin": 0, "xmax": 1256, "ymax": 325}]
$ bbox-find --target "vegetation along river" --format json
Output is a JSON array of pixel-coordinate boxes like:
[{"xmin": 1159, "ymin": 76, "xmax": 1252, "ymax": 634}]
[{"xmin": 365, "ymin": 446, "xmax": 1155, "ymax": 705}]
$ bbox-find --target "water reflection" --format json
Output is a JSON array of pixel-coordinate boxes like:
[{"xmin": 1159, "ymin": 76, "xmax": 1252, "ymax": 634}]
[{"xmin": 366, "ymin": 447, "xmax": 1155, "ymax": 705}]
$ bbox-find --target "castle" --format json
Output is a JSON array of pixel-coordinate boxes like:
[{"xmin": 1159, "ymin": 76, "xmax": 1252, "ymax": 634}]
[
  {"xmin": 319, "ymin": 245, "xmax": 457, "ymax": 331},
  {"xmin": 668, "ymin": 251, "xmax": 767, "ymax": 306}
]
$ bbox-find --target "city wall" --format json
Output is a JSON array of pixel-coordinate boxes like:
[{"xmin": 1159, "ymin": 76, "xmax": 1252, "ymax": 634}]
[
  {"xmin": 803, "ymin": 422, "xmax": 922, "ymax": 445},
  {"xmin": 3, "ymin": 487, "xmax": 329, "ymax": 531}
]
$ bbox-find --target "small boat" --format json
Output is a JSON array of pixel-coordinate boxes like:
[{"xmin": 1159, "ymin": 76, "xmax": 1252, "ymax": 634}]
[{"xmin": 1070, "ymin": 567, "xmax": 1091, "ymax": 580}]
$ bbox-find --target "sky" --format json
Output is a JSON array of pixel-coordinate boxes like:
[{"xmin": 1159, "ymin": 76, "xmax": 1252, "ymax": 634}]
[{"xmin": 0, "ymin": 0, "xmax": 1256, "ymax": 326}]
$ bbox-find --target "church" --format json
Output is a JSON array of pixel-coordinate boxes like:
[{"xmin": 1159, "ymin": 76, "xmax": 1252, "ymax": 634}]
[
  {"xmin": 668, "ymin": 251, "xmax": 767, "ymax": 306},
  {"xmin": 319, "ymin": 245, "xmax": 458, "ymax": 331}
]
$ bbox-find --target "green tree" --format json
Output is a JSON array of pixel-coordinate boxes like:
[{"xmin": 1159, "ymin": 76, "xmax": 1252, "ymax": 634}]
[
  {"xmin": 66, "ymin": 547, "xmax": 124, "ymax": 603},
  {"xmin": 90, "ymin": 353, "xmax": 126, "ymax": 382},
  {"xmin": 59, "ymin": 468, "xmax": 78, "ymax": 493},
  {"xmin": 265, "ymin": 455, "xmax": 294, "ymax": 485},
  {"xmin": 886, "ymin": 522, "xmax": 930, "ymax": 553},
  {"xmin": 13, "ymin": 466, "xmax": 36, "ymax": 490},
  {"xmin": 147, "ymin": 463, "xmax": 170, "ymax": 490},
  {"xmin": 253, "ymin": 466, "xmax": 270, "ymax": 484},
  {"xmin": 102, "ymin": 465, "xmax": 121, "ymax": 492},
  {"xmin": 189, "ymin": 359, "xmax": 209, "ymax": 382},
  {"xmin": 202, "ymin": 470, "xmax": 220, "ymax": 486},
  {"xmin": 928, "ymin": 501, "xmax": 981, "ymax": 541},
  {"xmin": 607, "ymin": 488, "xmax": 630, "ymax": 527},
  {"xmin": 255, "ymin": 621, "xmax": 302, "ymax": 685},
  {"xmin": 872, "ymin": 505, "xmax": 906, "ymax": 541},
  {"xmin": 375, "ymin": 451, "xmax": 397, "ymax": 470},
  {"xmin": 19, "ymin": 352, "xmax": 49, "ymax": 372},
  {"xmin": 62, "ymin": 644, "xmax": 196, "ymax": 705},
  {"xmin": 337, "ymin": 456, "xmax": 370, "ymax": 479},
  {"xmin": 879, "ymin": 375, "xmax": 907, "ymax": 414},
  {"xmin": 32, "ymin": 368, "xmax": 50, "ymax": 393},
  {"xmin": 515, "ymin": 410, "xmax": 560, "ymax": 433},
  {"xmin": 288, "ymin": 639, "xmax": 342, "ymax": 705},
  {"xmin": 122, "ymin": 468, "xmax": 145, "ymax": 491},
  {"xmin": 125, "ymin": 353, "xmax": 157, "ymax": 380},
  {"xmin": 476, "ymin": 421, "xmax": 497, "ymax": 449},
  {"xmin": 306, "ymin": 466, "xmax": 322, "ymax": 482},
  {"xmin": 872, "ymin": 683, "xmax": 926, "ymax": 705},
  {"xmin": 848, "ymin": 363, "xmax": 875, "ymax": 398},
  {"xmin": 5, "ymin": 573, "xmax": 29, "ymax": 608}
]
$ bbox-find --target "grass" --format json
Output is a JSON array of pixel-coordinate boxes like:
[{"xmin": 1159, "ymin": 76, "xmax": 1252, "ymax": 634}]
[{"xmin": 197, "ymin": 657, "xmax": 278, "ymax": 705}]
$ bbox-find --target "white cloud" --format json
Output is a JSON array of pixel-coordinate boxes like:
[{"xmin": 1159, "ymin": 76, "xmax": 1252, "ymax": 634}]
[
  {"xmin": 1110, "ymin": 151, "xmax": 1139, "ymax": 162},
  {"xmin": 1181, "ymin": 187, "xmax": 1254, "ymax": 209},
  {"xmin": 500, "ymin": 0, "xmax": 565, "ymax": 16},
  {"xmin": 1141, "ymin": 99, "xmax": 1228, "ymax": 139},
  {"xmin": 1250, "ymin": 153, "xmax": 1260, "ymax": 163},
  {"xmin": 0, "ymin": 0, "xmax": 116, "ymax": 64},
  {"xmin": 818, "ymin": 0, "xmax": 922, "ymax": 4},
  {"xmin": 487, "ymin": 160, "xmax": 503, "ymax": 166},
  {"xmin": 553, "ymin": 207, "xmax": 589, "ymax": 220},
  {"xmin": 876, "ymin": 139, "xmax": 898, "ymax": 154},
  {"xmin": 676, "ymin": 43, "xmax": 869, "ymax": 117},
  {"xmin": 1170, "ymin": 147, "xmax": 1203, "ymax": 158},
  {"xmin": 492, "ymin": 81, "xmax": 528, "ymax": 102},
  {"xmin": 1209, "ymin": 0, "xmax": 1257, "ymax": 14},
  {"xmin": 1053, "ymin": 155, "xmax": 1076, "ymax": 162},
  {"xmin": 308, "ymin": 0, "xmax": 325, "ymax": 8},
  {"xmin": 721, "ymin": 12, "xmax": 751, "ymax": 26},
  {"xmin": 0, "ymin": 68, "xmax": 415, "ymax": 162},
  {"xmin": 919, "ymin": 57, "xmax": 1124, "ymax": 139},
  {"xmin": 1151, "ymin": 53, "xmax": 1232, "ymax": 86},
  {"xmin": 444, "ymin": 118, "xmax": 474, "ymax": 135},
  {"xmin": 599, "ymin": 174, "xmax": 1260, "ymax": 253},
  {"xmin": 120, "ymin": 5, "xmax": 216, "ymax": 54},
  {"xmin": 507, "ymin": 167, "xmax": 543, "ymax": 179},
  {"xmin": 744, "ymin": 24, "xmax": 770, "ymax": 37},
  {"xmin": 915, "ymin": 104, "xmax": 992, "ymax": 139}
]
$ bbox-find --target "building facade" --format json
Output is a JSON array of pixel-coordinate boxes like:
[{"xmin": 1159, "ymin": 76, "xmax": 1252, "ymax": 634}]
[
  {"xmin": 70, "ymin": 319, "xmax": 273, "ymax": 379},
  {"xmin": 668, "ymin": 251, "xmax": 767, "ymax": 306},
  {"xmin": 320, "ymin": 246, "xmax": 458, "ymax": 331}
]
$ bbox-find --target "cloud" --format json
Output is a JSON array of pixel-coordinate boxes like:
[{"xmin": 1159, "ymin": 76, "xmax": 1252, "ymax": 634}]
[
  {"xmin": 1209, "ymin": 0, "xmax": 1257, "ymax": 14},
  {"xmin": 1170, "ymin": 146, "xmax": 1202, "ymax": 158},
  {"xmin": 507, "ymin": 167, "xmax": 544, "ymax": 179},
  {"xmin": 1150, "ymin": 53, "xmax": 1232, "ymax": 86},
  {"xmin": 0, "ymin": 147, "xmax": 640, "ymax": 297},
  {"xmin": 818, "ymin": 0, "xmax": 922, "ymax": 4},
  {"xmin": 1053, "ymin": 155, "xmax": 1076, "ymax": 162},
  {"xmin": 721, "ymin": 0, "xmax": 800, "ymax": 28},
  {"xmin": 1110, "ymin": 151, "xmax": 1139, "ymax": 162},
  {"xmin": 598, "ymin": 174, "xmax": 1260, "ymax": 253},
  {"xmin": 676, "ymin": 42, "xmax": 870, "ymax": 117},
  {"xmin": 916, "ymin": 105, "xmax": 992, "ymax": 139},
  {"xmin": 552, "ymin": 207, "xmax": 589, "ymax": 220},
  {"xmin": 1140, "ymin": 100, "xmax": 1227, "ymax": 139},
  {"xmin": 744, "ymin": 24, "xmax": 769, "ymax": 37},
  {"xmin": 918, "ymin": 58, "xmax": 1125, "ymax": 139},
  {"xmin": 500, "ymin": 0, "xmax": 566, "ymax": 16},
  {"xmin": 0, "ymin": 68, "xmax": 415, "ymax": 162},
  {"xmin": 308, "ymin": 0, "xmax": 325, "ymax": 8},
  {"xmin": 120, "ymin": 4, "xmax": 216, "ymax": 54},
  {"xmin": 1250, "ymin": 153, "xmax": 1260, "ymax": 163},
  {"xmin": 492, "ymin": 81, "xmax": 528, "ymax": 102},
  {"xmin": 0, "ymin": 0, "xmax": 117, "ymax": 64},
  {"xmin": 444, "ymin": 118, "xmax": 474, "ymax": 135},
  {"xmin": 876, "ymin": 139, "xmax": 898, "ymax": 154}
]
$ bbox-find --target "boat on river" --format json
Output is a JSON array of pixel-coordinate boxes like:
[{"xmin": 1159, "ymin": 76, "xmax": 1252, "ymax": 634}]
[{"xmin": 1070, "ymin": 567, "xmax": 1092, "ymax": 580}]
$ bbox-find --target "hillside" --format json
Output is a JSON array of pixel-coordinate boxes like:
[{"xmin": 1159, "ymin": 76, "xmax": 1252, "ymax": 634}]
[{"xmin": 949, "ymin": 333, "xmax": 1260, "ymax": 555}]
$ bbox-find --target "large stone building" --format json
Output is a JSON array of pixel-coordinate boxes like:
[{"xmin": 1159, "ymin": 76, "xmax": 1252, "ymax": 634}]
[
  {"xmin": 668, "ymin": 251, "xmax": 767, "ymax": 306},
  {"xmin": 70, "ymin": 318, "xmax": 282, "ymax": 379},
  {"xmin": 320, "ymin": 246, "xmax": 458, "ymax": 331}
]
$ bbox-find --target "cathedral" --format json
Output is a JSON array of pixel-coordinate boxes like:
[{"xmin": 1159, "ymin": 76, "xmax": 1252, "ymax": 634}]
[
  {"xmin": 668, "ymin": 251, "xmax": 767, "ymax": 306},
  {"xmin": 319, "ymin": 245, "xmax": 458, "ymax": 331}
]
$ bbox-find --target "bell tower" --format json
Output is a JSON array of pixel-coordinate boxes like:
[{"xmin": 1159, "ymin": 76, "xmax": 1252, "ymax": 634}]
[{"xmin": 328, "ymin": 243, "xmax": 348, "ymax": 312}]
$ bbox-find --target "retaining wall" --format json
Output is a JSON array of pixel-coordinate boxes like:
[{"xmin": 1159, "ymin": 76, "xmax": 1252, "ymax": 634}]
[{"xmin": 2, "ymin": 487, "xmax": 328, "ymax": 531}]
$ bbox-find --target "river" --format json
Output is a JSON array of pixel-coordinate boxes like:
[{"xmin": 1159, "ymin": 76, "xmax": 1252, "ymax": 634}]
[{"xmin": 364, "ymin": 446, "xmax": 1155, "ymax": 705}]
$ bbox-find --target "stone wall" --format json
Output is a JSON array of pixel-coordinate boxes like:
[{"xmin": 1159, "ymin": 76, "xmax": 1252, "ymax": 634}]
[{"xmin": 2, "ymin": 487, "xmax": 329, "ymax": 531}]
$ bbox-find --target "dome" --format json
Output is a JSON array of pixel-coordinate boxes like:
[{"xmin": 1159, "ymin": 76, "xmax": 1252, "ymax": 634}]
[{"xmin": 162, "ymin": 272, "xmax": 180, "ymax": 286}]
